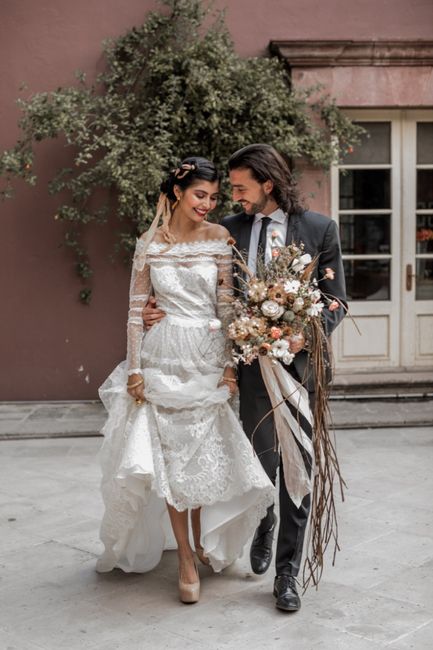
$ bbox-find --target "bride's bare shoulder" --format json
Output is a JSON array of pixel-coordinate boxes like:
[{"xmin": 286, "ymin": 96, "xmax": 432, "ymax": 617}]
[
  {"xmin": 151, "ymin": 228, "xmax": 166, "ymax": 244},
  {"xmin": 138, "ymin": 227, "xmax": 165, "ymax": 245},
  {"xmin": 202, "ymin": 223, "xmax": 230, "ymax": 241}
]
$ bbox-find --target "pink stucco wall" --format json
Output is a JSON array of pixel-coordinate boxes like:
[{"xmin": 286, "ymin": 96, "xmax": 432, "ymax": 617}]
[
  {"xmin": 293, "ymin": 67, "xmax": 433, "ymax": 108},
  {"xmin": 1, "ymin": 0, "xmax": 433, "ymax": 399}
]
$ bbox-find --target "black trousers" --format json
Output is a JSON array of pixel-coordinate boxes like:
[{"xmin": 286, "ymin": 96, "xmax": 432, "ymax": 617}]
[{"xmin": 239, "ymin": 359, "xmax": 314, "ymax": 577}]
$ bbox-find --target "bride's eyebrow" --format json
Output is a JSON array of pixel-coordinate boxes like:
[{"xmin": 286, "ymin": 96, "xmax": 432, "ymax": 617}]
[{"xmin": 194, "ymin": 189, "xmax": 220, "ymax": 197}]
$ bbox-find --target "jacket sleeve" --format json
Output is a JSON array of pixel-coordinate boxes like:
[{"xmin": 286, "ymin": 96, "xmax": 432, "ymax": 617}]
[
  {"xmin": 318, "ymin": 219, "xmax": 347, "ymax": 336},
  {"xmin": 126, "ymin": 240, "xmax": 152, "ymax": 376}
]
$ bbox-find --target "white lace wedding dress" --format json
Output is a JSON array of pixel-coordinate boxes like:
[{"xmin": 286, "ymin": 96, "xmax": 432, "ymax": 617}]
[{"xmin": 96, "ymin": 237, "xmax": 274, "ymax": 574}]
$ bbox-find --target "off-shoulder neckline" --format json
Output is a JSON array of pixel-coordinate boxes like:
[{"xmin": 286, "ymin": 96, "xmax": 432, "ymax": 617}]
[{"xmin": 143, "ymin": 237, "xmax": 232, "ymax": 251}]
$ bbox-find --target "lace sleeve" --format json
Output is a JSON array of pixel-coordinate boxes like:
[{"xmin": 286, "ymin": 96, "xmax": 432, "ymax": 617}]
[
  {"xmin": 216, "ymin": 246, "xmax": 236, "ymax": 368},
  {"xmin": 126, "ymin": 240, "xmax": 152, "ymax": 376}
]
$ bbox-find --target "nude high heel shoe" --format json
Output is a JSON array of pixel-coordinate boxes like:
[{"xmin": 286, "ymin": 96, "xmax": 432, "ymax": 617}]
[{"xmin": 178, "ymin": 559, "xmax": 200, "ymax": 604}]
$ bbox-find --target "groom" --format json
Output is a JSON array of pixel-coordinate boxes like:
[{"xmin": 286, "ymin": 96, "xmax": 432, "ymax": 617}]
[
  {"xmin": 222, "ymin": 144, "xmax": 346, "ymax": 611},
  {"xmin": 144, "ymin": 144, "xmax": 347, "ymax": 612}
]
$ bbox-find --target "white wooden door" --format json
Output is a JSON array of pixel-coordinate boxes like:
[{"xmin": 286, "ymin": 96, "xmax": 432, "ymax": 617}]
[
  {"xmin": 332, "ymin": 110, "xmax": 433, "ymax": 371},
  {"xmin": 401, "ymin": 111, "xmax": 433, "ymax": 367}
]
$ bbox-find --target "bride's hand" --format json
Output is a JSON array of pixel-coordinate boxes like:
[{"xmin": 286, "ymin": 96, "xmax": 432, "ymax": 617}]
[
  {"xmin": 127, "ymin": 373, "xmax": 145, "ymax": 403},
  {"xmin": 219, "ymin": 368, "xmax": 238, "ymax": 396}
]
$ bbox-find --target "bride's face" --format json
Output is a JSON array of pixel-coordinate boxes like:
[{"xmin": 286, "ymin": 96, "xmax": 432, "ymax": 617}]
[{"xmin": 175, "ymin": 180, "xmax": 219, "ymax": 223}]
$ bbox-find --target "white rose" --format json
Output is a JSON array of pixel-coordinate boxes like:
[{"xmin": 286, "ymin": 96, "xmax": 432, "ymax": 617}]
[
  {"xmin": 282, "ymin": 352, "xmax": 295, "ymax": 365},
  {"xmin": 261, "ymin": 300, "xmax": 284, "ymax": 320},
  {"xmin": 271, "ymin": 339, "xmax": 290, "ymax": 358},
  {"xmin": 307, "ymin": 302, "xmax": 324, "ymax": 317},
  {"xmin": 292, "ymin": 253, "xmax": 312, "ymax": 273}
]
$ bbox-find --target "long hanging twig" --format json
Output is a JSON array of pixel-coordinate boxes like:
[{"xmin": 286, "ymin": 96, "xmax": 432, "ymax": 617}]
[{"xmin": 301, "ymin": 318, "xmax": 346, "ymax": 591}]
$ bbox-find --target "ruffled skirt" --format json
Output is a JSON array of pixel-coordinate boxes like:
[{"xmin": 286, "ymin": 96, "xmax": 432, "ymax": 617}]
[{"xmin": 96, "ymin": 318, "xmax": 274, "ymax": 573}]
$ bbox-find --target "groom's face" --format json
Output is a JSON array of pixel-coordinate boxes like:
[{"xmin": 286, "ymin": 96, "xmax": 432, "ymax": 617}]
[{"xmin": 229, "ymin": 168, "xmax": 271, "ymax": 216}]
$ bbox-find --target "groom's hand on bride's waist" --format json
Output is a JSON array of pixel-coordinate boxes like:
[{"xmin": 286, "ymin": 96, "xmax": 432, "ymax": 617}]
[
  {"xmin": 143, "ymin": 297, "xmax": 166, "ymax": 329},
  {"xmin": 288, "ymin": 333, "xmax": 305, "ymax": 354}
]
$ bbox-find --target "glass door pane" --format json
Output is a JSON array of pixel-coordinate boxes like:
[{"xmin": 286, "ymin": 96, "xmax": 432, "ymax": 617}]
[
  {"xmin": 415, "ymin": 122, "xmax": 433, "ymax": 300},
  {"xmin": 345, "ymin": 122, "xmax": 391, "ymax": 164},
  {"xmin": 339, "ymin": 170, "xmax": 391, "ymax": 209},
  {"xmin": 339, "ymin": 121, "xmax": 392, "ymax": 302}
]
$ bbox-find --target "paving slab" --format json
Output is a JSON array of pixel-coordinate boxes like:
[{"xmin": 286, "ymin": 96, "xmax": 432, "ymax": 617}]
[
  {"xmin": 0, "ymin": 428, "xmax": 432, "ymax": 649},
  {"xmin": 387, "ymin": 620, "xmax": 433, "ymax": 649}
]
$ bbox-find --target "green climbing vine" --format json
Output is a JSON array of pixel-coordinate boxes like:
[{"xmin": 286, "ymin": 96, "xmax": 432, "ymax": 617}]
[{"xmin": 0, "ymin": 0, "xmax": 363, "ymax": 303}]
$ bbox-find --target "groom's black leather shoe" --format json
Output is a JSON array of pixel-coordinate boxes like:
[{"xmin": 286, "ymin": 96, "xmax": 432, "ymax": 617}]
[
  {"xmin": 250, "ymin": 513, "xmax": 277, "ymax": 575},
  {"xmin": 273, "ymin": 575, "xmax": 301, "ymax": 612}
]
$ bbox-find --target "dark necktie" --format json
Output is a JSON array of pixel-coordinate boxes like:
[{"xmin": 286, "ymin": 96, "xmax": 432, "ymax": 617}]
[{"xmin": 257, "ymin": 216, "xmax": 271, "ymax": 276}]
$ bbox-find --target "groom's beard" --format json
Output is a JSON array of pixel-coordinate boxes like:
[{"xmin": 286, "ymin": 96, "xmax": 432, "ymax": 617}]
[{"xmin": 244, "ymin": 190, "xmax": 270, "ymax": 216}]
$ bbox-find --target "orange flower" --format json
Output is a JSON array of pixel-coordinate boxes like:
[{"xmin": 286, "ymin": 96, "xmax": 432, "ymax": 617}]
[
  {"xmin": 272, "ymin": 248, "xmax": 280, "ymax": 258},
  {"xmin": 270, "ymin": 326, "xmax": 283, "ymax": 339}
]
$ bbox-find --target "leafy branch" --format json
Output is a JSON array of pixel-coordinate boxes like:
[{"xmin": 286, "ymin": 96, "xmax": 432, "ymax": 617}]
[{"xmin": 0, "ymin": 0, "xmax": 363, "ymax": 302}]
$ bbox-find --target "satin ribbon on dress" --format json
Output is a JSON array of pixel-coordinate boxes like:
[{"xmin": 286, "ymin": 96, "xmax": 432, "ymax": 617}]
[{"xmin": 258, "ymin": 356, "xmax": 314, "ymax": 509}]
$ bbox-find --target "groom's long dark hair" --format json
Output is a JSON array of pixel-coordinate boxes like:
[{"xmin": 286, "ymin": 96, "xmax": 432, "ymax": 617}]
[{"xmin": 228, "ymin": 144, "xmax": 303, "ymax": 216}]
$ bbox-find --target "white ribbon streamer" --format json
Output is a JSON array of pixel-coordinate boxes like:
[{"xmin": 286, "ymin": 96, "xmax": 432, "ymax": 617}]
[{"xmin": 258, "ymin": 356, "xmax": 314, "ymax": 508}]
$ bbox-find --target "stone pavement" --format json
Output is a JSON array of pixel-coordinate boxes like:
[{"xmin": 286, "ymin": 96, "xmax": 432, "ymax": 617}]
[
  {"xmin": 0, "ymin": 397, "xmax": 432, "ymax": 440},
  {"xmin": 1, "ymin": 426, "xmax": 433, "ymax": 650}
]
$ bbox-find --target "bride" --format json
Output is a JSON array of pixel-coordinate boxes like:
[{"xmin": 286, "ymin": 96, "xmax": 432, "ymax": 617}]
[{"xmin": 96, "ymin": 157, "xmax": 274, "ymax": 603}]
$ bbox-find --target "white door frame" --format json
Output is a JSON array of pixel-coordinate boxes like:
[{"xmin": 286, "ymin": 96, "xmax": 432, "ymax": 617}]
[
  {"xmin": 401, "ymin": 109, "xmax": 433, "ymax": 367},
  {"xmin": 331, "ymin": 109, "xmax": 401, "ymax": 370}
]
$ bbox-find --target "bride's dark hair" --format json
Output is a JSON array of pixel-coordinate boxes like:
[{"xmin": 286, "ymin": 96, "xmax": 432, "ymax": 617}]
[{"xmin": 160, "ymin": 156, "xmax": 220, "ymax": 202}]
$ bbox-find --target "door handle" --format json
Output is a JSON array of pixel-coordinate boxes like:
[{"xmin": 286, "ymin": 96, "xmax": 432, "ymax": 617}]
[{"xmin": 406, "ymin": 264, "xmax": 415, "ymax": 291}]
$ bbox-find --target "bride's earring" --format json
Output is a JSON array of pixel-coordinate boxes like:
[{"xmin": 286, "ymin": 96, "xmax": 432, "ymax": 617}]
[{"xmin": 172, "ymin": 193, "xmax": 181, "ymax": 211}]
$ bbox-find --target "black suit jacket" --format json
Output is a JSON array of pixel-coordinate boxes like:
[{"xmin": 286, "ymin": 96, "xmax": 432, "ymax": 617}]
[{"xmin": 221, "ymin": 210, "xmax": 347, "ymax": 391}]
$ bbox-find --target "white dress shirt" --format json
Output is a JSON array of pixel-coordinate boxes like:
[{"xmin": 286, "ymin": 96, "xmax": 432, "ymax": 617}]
[{"xmin": 247, "ymin": 208, "xmax": 288, "ymax": 275}]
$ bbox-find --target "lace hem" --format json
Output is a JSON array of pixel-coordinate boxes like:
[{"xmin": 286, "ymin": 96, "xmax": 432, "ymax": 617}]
[
  {"xmin": 145, "ymin": 238, "xmax": 231, "ymax": 256},
  {"xmin": 141, "ymin": 350, "xmax": 223, "ymax": 372},
  {"xmin": 127, "ymin": 368, "xmax": 143, "ymax": 376}
]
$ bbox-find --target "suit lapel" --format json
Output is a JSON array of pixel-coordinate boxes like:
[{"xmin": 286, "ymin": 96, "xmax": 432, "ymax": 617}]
[
  {"xmin": 285, "ymin": 211, "xmax": 301, "ymax": 245},
  {"xmin": 237, "ymin": 212, "xmax": 253, "ymax": 256},
  {"xmin": 233, "ymin": 213, "xmax": 253, "ymax": 294}
]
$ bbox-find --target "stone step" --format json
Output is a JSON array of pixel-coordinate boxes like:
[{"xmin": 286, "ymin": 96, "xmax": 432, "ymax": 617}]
[{"xmin": 333, "ymin": 370, "xmax": 433, "ymax": 398}]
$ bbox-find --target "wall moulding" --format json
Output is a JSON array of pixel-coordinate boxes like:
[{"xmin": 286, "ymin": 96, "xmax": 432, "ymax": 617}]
[{"xmin": 269, "ymin": 40, "xmax": 433, "ymax": 67}]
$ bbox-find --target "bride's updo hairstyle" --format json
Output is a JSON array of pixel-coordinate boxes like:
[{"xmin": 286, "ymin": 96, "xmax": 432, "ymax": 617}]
[
  {"xmin": 160, "ymin": 156, "xmax": 219, "ymax": 201},
  {"xmin": 158, "ymin": 156, "xmax": 220, "ymax": 243}
]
